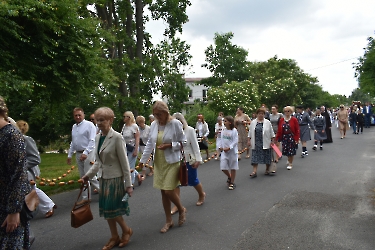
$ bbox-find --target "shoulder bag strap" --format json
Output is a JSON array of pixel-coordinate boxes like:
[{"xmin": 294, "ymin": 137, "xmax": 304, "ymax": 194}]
[{"xmin": 72, "ymin": 183, "xmax": 89, "ymax": 210}]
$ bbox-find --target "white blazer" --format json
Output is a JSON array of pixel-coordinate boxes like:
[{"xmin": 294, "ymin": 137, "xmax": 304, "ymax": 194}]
[
  {"xmin": 182, "ymin": 126, "xmax": 202, "ymax": 164},
  {"xmin": 140, "ymin": 119, "xmax": 185, "ymax": 164},
  {"xmin": 248, "ymin": 119, "xmax": 275, "ymax": 150}
]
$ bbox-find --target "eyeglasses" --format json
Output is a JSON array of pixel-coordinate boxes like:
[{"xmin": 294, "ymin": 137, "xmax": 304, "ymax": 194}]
[{"xmin": 284, "ymin": 110, "xmax": 291, "ymax": 113}]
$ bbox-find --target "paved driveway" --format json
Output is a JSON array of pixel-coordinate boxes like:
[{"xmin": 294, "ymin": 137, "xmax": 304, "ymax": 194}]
[{"xmin": 31, "ymin": 125, "xmax": 375, "ymax": 249}]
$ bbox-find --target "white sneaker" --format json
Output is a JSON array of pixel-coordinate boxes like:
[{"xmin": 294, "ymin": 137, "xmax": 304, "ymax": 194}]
[
  {"xmin": 287, "ymin": 165, "xmax": 292, "ymax": 170},
  {"xmin": 313, "ymin": 145, "xmax": 317, "ymax": 150},
  {"xmin": 301, "ymin": 152, "xmax": 305, "ymax": 158},
  {"xmin": 304, "ymin": 151, "xmax": 308, "ymax": 156}
]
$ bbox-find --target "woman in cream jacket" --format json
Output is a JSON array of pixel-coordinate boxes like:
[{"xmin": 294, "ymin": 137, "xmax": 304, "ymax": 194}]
[
  {"xmin": 83, "ymin": 107, "xmax": 133, "ymax": 250},
  {"xmin": 139, "ymin": 101, "xmax": 186, "ymax": 234},
  {"xmin": 171, "ymin": 113, "xmax": 206, "ymax": 214},
  {"xmin": 247, "ymin": 108, "xmax": 275, "ymax": 177}
]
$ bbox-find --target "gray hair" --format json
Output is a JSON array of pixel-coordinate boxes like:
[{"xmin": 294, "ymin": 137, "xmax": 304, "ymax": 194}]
[{"xmin": 172, "ymin": 113, "xmax": 188, "ymax": 130}]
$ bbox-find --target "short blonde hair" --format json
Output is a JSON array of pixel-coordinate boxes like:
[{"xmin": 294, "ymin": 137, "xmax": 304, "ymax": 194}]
[
  {"xmin": 123, "ymin": 111, "xmax": 136, "ymax": 124},
  {"xmin": 16, "ymin": 120, "xmax": 29, "ymax": 135},
  {"xmin": 95, "ymin": 107, "xmax": 114, "ymax": 121},
  {"xmin": 136, "ymin": 115, "xmax": 145, "ymax": 124},
  {"xmin": 283, "ymin": 106, "xmax": 294, "ymax": 113}
]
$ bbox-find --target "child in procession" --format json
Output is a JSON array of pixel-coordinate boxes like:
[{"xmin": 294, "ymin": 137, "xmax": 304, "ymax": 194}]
[{"xmin": 218, "ymin": 116, "xmax": 238, "ymax": 190}]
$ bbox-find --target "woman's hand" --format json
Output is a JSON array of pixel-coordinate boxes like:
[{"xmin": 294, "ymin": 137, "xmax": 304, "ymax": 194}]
[
  {"xmin": 126, "ymin": 186, "xmax": 133, "ymax": 197},
  {"xmin": 132, "ymin": 150, "xmax": 138, "ymax": 157},
  {"xmin": 157, "ymin": 143, "xmax": 172, "ymax": 150},
  {"xmin": 81, "ymin": 175, "xmax": 89, "ymax": 184},
  {"xmin": 1, "ymin": 213, "xmax": 20, "ymax": 233},
  {"xmin": 192, "ymin": 161, "xmax": 200, "ymax": 169}
]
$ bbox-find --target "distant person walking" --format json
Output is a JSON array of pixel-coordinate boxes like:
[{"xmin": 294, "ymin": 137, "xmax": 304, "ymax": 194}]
[
  {"xmin": 337, "ymin": 105, "xmax": 349, "ymax": 139},
  {"xmin": 218, "ymin": 116, "xmax": 239, "ymax": 190},
  {"xmin": 67, "ymin": 107, "xmax": 100, "ymax": 204},
  {"xmin": 275, "ymin": 106, "xmax": 300, "ymax": 170},
  {"xmin": 363, "ymin": 102, "xmax": 372, "ymax": 128}
]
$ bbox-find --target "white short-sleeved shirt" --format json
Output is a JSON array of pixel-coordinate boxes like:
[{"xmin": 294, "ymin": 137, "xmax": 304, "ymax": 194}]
[{"xmin": 121, "ymin": 123, "xmax": 139, "ymax": 146}]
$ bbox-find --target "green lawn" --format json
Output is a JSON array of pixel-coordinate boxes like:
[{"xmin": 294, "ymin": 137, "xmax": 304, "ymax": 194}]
[
  {"xmin": 37, "ymin": 140, "xmax": 217, "ymax": 196},
  {"xmin": 38, "ymin": 153, "xmax": 81, "ymax": 196}
]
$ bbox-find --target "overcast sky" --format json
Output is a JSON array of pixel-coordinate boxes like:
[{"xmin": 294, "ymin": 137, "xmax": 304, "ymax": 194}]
[{"xmin": 148, "ymin": 0, "xmax": 375, "ymax": 97}]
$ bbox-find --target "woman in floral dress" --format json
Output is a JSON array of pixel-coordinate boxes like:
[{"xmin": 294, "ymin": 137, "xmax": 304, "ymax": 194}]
[
  {"xmin": 275, "ymin": 106, "xmax": 300, "ymax": 170},
  {"xmin": 0, "ymin": 96, "xmax": 31, "ymax": 249}
]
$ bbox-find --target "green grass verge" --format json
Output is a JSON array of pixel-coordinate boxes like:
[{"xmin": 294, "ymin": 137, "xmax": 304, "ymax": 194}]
[
  {"xmin": 38, "ymin": 140, "xmax": 217, "ymax": 196},
  {"xmin": 38, "ymin": 153, "xmax": 81, "ymax": 196}
]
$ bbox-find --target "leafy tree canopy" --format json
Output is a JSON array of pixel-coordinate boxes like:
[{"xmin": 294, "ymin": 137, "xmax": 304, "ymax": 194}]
[
  {"xmin": 201, "ymin": 32, "xmax": 250, "ymax": 87},
  {"xmin": 354, "ymin": 37, "xmax": 375, "ymax": 97}
]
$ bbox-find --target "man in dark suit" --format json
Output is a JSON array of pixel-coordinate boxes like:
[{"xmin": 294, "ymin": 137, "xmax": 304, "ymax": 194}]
[{"xmin": 363, "ymin": 102, "xmax": 372, "ymax": 128}]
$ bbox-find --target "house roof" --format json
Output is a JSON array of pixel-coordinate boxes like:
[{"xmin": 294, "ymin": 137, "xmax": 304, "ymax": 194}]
[{"xmin": 184, "ymin": 77, "xmax": 205, "ymax": 82}]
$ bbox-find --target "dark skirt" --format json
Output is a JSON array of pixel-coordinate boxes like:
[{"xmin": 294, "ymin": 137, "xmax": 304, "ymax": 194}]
[
  {"xmin": 299, "ymin": 125, "xmax": 311, "ymax": 141},
  {"xmin": 281, "ymin": 134, "xmax": 297, "ymax": 156},
  {"xmin": 251, "ymin": 123, "xmax": 272, "ymax": 165},
  {"xmin": 323, "ymin": 128, "xmax": 333, "ymax": 143},
  {"xmin": 99, "ymin": 177, "xmax": 130, "ymax": 219},
  {"xmin": 198, "ymin": 139, "xmax": 208, "ymax": 150},
  {"xmin": 314, "ymin": 127, "xmax": 327, "ymax": 141}
]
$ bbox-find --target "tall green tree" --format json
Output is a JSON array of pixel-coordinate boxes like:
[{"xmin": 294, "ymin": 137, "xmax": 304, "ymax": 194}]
[
  {"xmin": 93, "ymin": 0, "xmax": 192, "ymax": 115},
  {"xmin": 208, "ymin": 80, "xmax": 260, "ymax": 116},
  {"xmin": 247, "ymin": 56, "xmax": 318, "ymax": 109},
  {"xmin": 354, "ymin": 37, "xmax": 375, "ymax": 97},
  {"xmin": 0, "ymin": 0, "xmax": 115, "ymax": 144},
  {"xmin": 201, "ymin": 32, "xmax": 250, "ymax": 87},
  {"xmin": 155, "ymin": 37, "xmax": 192, "ymax": 113}
]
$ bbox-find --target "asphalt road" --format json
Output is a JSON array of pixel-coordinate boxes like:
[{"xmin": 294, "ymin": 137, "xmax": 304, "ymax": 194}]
[{"xmin": 31, "ymin": 124, "xmax": 375, "ymax": 250}]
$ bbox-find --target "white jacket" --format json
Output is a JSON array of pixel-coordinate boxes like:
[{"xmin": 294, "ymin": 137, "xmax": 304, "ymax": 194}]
[
  {"xmin": 182, "ymin": 126, "xmax": 202, "ymax": 164},
  {"xmin": 140, "ymin": 119, "xmax": 185, "ymax": 164},
  {"xmin": 248, "ymin": 119, "xmax": 275, "ymax": 150}
]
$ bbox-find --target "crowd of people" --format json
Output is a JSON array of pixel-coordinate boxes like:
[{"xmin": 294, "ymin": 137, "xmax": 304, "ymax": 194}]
[{"xmin": 1, "ymin": 95, "xmax": 372, "ymax": 249}]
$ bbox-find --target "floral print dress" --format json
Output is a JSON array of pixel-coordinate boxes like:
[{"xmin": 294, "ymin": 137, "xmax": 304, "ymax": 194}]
[
  {"xmin": 0, "ymin": 124, "xmax": 30, "ymax": 249},
  {"xmin": 281, "ymin": 121, "xmax": 297, "ymax": 156}
]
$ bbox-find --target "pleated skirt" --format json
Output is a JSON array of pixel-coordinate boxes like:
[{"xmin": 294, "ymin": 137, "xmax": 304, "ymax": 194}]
[{"xmin": 99, "ymin": 177, "xmax": 130, "ymax": 219}]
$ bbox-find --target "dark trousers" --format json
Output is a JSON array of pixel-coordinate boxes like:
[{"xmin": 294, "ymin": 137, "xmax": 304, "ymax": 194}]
[
  {"xmin": 357, "ymin": 121, "xmax": 364, "ymax": 133},
  {"xmin": 364, "ymin": 115, "xmax": 371, "ymax": 127}
]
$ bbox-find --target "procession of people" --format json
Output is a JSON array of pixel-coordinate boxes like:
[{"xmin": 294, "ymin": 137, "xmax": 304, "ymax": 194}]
[{"xmin": 1, "ymin": 95, "xmax": 372, "ymax": 249}]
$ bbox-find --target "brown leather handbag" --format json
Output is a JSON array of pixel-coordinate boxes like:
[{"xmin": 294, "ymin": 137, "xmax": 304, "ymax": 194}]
[
  {"xmin": 71, "ymin": 184, "xmax": 93, "ymax": 228},
  {"xmin": 179, "ymin": 144, "xmax": 188, "ymax": 186}
]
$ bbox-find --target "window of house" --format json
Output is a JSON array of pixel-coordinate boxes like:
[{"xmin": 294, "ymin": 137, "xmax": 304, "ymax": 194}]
[
  {"xmin": 189, "ymin": 89, "xmax": 193, "ymax": 98},
  {"xmin": 202, "ymin": 89, "xmax": 207, "ymax": 98}
]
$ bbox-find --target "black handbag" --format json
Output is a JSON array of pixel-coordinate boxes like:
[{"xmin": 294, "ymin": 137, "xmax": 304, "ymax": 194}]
[{"xmin": 126, "ymin": 144, "xmax": 135, "ymax": 153}]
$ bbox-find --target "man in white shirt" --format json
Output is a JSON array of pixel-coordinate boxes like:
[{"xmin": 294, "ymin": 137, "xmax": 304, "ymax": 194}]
[{"xmin": 67, "ymin": 107, "xmax": 99, "ymax": 203}]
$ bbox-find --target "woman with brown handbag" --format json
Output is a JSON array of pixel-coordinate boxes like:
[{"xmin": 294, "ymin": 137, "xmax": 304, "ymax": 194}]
[
  {"xmin": 138, "ymin": 101, "xmax": 186, "ymax": 233},
  {"xmin": 82, "ymin": 107, "xmax": 133, "ymax": 250}
]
